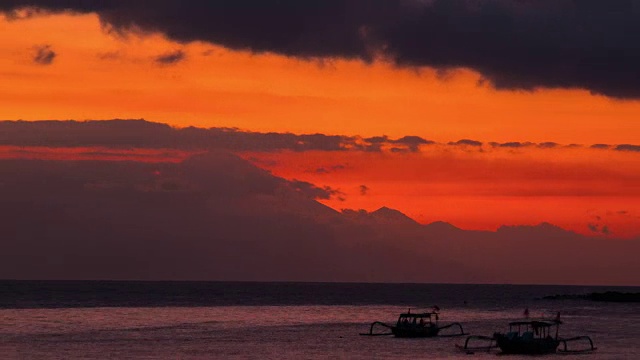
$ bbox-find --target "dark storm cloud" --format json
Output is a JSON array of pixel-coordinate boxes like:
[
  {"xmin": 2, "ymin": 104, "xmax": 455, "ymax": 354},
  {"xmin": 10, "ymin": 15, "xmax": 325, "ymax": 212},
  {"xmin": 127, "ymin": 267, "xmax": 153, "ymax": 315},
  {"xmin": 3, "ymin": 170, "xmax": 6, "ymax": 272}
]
[
  {"xmin": 33, "ymin": 44, "xmax": 55, "ymax": 65},
  {"xmin": 378, "ymin": 0, "xmax": 640, "ymax": 98},
  {"xmin": 591, "ymin": 144, "xmax": 611, "ymax": 149},
  {"xmin": 5, "ymin": 1, "xmax": 640, "ymax": 98},
  {"xmin": 155, "ymin": 50, "xmax": 185, "ymax": 65},
  {"xmin": 359, "ymin": 184, "xmax": 369, "ymax": 195},
  {"xmin": 0, "ymin": 0, "xmax": 385, "ymax": 60}
]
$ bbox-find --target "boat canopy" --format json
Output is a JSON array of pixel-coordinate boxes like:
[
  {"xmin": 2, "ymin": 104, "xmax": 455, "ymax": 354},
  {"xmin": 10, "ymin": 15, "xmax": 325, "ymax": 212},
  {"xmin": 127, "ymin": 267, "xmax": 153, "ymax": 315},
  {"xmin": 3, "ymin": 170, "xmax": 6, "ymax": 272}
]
[
  {"xmin": 399, "ymin": 312, "xmax": 437, "ymax": 318},
  {"xmin": 508, "ymin": 320, "xmax": 561, "ymax": 327}
]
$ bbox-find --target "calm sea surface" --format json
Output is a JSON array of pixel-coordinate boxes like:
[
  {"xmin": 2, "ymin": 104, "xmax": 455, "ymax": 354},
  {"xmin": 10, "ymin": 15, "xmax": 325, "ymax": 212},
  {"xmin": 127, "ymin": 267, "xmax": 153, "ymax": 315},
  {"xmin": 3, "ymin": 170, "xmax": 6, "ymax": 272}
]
[{"xmin": 0, "ymin": 281, "xmax": 638, "ymax": 359}]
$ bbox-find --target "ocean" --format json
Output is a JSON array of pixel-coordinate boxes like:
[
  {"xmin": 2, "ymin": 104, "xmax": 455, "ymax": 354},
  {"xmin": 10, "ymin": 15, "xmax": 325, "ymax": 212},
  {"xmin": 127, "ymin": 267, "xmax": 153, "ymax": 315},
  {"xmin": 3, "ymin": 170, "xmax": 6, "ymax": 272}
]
[{"xmin": 0, "ymin": 281, "xmax": 638, "ymax": 359}]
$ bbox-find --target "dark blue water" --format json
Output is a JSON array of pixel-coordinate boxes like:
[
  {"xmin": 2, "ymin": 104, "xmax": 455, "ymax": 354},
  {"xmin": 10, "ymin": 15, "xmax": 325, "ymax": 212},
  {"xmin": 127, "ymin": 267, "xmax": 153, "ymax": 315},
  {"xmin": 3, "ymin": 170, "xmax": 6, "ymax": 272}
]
[{"xmin": 0, "ymin": 281, "xmax": 638, "ymax": 359}]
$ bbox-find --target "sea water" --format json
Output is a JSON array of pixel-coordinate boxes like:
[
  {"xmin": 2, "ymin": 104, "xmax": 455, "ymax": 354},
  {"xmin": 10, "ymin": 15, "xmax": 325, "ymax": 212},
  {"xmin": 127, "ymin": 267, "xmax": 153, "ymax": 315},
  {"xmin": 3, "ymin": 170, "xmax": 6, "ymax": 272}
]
[{"xmin": 0, "ymin": 282, "xmax": 638, "ymax": 359}]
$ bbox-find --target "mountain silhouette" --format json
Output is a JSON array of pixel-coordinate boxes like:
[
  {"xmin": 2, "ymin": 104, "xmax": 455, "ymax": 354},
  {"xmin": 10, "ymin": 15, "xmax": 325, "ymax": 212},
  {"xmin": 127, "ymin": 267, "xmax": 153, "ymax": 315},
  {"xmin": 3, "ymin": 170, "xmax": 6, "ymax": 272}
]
[
  {"xmin": 342, "ymin": 206, "xmax": 419, "ymax": 226},
  {"xmin": 0, "ymin": 152, "xmax": 638, "ymax": 285}
]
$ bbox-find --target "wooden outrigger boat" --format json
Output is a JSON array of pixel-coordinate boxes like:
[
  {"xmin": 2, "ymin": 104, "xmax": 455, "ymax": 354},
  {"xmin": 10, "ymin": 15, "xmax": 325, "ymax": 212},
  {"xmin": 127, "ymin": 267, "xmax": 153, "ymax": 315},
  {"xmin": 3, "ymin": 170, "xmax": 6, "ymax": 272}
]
[
  {"xmin": 360, "ymin": 308, "xmax": 467, "ymax": 338},
  {"xmin": 457, "ymin": 314, "xmax": 597, "ymax": 355}
]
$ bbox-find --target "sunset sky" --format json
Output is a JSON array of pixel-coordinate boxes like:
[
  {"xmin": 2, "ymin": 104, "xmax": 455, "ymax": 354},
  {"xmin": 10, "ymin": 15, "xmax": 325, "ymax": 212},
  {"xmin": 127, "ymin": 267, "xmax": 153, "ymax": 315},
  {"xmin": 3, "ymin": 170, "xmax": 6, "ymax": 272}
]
[{"xmin": 2, "ymin": 1, "xmax": 640, "ymax": 239}]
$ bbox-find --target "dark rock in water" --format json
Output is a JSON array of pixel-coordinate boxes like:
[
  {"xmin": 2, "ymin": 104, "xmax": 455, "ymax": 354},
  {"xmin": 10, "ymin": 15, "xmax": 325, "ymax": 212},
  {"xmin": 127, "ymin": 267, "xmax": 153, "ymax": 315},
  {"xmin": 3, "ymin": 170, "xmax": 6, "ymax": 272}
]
[
  {"xmin": 588, "ymin": 291, "xmax": 640, "ymax": 302},
  {"xmin": 544, "ymin": 291, "xmax": 640, "ymax": 302}
]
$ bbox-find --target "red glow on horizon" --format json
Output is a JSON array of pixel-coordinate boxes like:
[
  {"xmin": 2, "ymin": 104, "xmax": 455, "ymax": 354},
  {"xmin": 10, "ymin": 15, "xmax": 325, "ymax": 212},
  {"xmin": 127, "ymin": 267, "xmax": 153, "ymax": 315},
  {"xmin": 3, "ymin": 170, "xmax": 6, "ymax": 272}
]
[{"xmin": 240, "ymin": 148, "xmax": 640, "ymax": 239}]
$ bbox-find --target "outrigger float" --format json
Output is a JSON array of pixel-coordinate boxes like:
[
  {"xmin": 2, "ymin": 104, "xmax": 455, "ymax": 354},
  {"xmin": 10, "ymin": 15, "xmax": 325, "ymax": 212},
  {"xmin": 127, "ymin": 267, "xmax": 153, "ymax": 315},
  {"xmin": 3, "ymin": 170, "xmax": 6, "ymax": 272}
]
[
  {"xmin": 457, "ymin": 313, "xmax": 597, "ymax": 355},
  {"xmin": 360, "ymin": 308, "xmax": 467, "ymax": 338}
]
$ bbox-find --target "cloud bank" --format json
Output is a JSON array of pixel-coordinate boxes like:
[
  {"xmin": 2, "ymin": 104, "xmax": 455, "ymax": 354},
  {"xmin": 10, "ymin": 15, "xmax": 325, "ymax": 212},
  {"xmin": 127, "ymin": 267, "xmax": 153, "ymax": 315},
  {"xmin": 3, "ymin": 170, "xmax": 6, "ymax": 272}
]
[
  {"xmin": 1, "ymin": 120, "xmax": 638, "ymax": 155},
  {"xmin": 4, "ymin": 1, "xmax": 640, "ymax": 98},
  {"xmin": 0, "ymin": 119, "xmax": 432, "ymax": 153}
]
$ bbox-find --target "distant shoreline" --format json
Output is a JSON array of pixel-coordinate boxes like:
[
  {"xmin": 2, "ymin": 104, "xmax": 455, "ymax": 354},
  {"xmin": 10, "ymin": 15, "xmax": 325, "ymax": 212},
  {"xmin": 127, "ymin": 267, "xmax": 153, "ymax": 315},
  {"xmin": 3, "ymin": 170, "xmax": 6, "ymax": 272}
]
[{"xmin": 544, "ymin": 291, "xmax": 640, "ymax": 302}]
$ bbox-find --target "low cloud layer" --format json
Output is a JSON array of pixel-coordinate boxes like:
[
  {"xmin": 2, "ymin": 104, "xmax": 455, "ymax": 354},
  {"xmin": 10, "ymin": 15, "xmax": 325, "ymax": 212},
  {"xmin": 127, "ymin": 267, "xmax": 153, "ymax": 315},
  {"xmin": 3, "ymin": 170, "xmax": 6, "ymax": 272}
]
[
  {"xmin": 1, "ymin": 120, "xmax": 638, "ymax": 155},
  {"xmin": 4, "ymin": 1, "xmax": 640, "ymax": 97},
  {"xmin": 0, "ymin": 120, "xmax": 432, "ymax": 153},
  {"xmin": 449, "ymin": 139, "xmax": 483, "ymax": 147},
  {"xmin": 615, "ymin": 144, "xmax": 640, "ymax": 152}
]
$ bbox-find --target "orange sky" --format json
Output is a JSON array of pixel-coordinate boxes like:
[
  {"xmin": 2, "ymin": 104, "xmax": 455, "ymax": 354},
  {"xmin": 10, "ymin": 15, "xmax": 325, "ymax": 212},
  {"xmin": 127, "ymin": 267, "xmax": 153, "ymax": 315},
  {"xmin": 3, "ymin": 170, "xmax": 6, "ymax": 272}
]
[
  {"xmin": 2, "ymin": 12, "xmax": 640, "ymax": 237},
  {"xmin": 240, "ymin": 146, "xmax": 640, "ymax": 238}
]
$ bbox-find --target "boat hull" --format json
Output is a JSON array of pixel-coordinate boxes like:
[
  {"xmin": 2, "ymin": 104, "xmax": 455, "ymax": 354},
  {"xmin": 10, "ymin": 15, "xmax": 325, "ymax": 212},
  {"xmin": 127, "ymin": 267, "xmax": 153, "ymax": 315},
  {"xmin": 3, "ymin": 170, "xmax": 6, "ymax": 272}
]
[
  {"xmin": 392, "ymin": 325, "xmax": 440, "ymax": 338},
  {"xmin": 495, "ymin": 335, "xmax": 559, "ymax": 355}
]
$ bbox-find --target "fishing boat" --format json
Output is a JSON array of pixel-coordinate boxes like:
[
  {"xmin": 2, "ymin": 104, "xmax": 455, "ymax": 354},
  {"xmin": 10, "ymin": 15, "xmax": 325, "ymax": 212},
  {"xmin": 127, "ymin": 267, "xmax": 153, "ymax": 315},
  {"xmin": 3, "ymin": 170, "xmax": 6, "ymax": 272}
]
[
  {"xmin": 457, "ymin": 313, "xmax": 596, "ymax": 355},
  {"xmin": 361, "ymin": 308, "xmax": 467, "ymax": 338}
]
